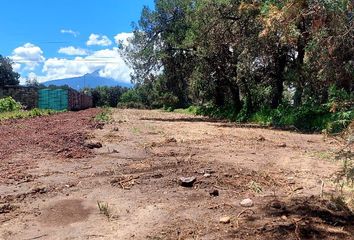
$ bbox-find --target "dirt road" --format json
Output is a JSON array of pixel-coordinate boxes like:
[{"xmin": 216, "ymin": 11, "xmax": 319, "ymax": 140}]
[{"xmin": 0, "ymin": 109, "xmax": 353, "ymax": 240}]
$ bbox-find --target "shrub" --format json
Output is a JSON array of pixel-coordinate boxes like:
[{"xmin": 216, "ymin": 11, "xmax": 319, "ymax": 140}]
[
  {"xmin": 0, "ymin": 108, "xmax": 58, "ymax": 121},
  {"xmin": 0, "ymin": 97, "xmax": 22, "ymax": 112},
  {"xmin": 95, "ymin": 108, "xmax": 112, "ymax": 123},
  {"xmin": 120, "ymin": 89, "xmax": 141, "ymax": 103},
  {"xmin": 117, "ymin": 102, "xmax": 147, "ymax": 109}
]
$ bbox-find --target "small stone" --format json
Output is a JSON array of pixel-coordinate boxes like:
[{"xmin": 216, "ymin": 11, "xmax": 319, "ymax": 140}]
[
  {"xmin": 240, "ymin": 198, "xmax": 254, "ymax": 207},
  {"xmin": 209, "ymin": 189, "xmax": 219, "ymax": 197},
  {"xmin": 178, "ymin": 177, "xmax": 196, "ymax": 187},
  {"xmin": 165, "ymin": 138, "xmax": 177, "ymax": 143},
  {"xmin": 287, "ymin": 177, "xmax": 295, "ymax": 185},
  {"xmin": 84, "ymin": 142, "xmax": 102, "ymax": 149},
  {"xmin": 112, "ymin": 149, "xmax": 119, "ymax": 153},
  {"xmin": 31, "ymin": 186, "xmax": 47, "ymax": 194},
  {"xmin": 257, "ymin": 136, "xmax": 266, "ymax": 141},
  {"xmin": 205, "ymin": 169, "xmax": 215, "ymax": 174},
  {"xmin": 277, "ymin": 143, "xmax": 287, "ymax": 148},
  {"xmin": 204, "ymin": 173, "xmax": 211, "ymax": 178},
  {"xmin": 0, "ymin": 203, "xmax": 12, "ymax": 214},
  {"xmin": 281, "ymin": 215, "xmax": 288, "ymax": 220},
  {"xmin": 219, "ymin": 216, "xmax": 231, "ymax": 224},
  {"xmin": 270, "ymin": 200, "xmax": 285, "ymax": 210},
  {"xmin": 113, "ymin": 127, "xmax": 119, "ymax": 132}
]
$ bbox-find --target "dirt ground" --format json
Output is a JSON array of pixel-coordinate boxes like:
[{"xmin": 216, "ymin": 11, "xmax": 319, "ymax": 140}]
[{"xmin": 0, "ymin": 109, "xmax": 353, "ymax": 240}]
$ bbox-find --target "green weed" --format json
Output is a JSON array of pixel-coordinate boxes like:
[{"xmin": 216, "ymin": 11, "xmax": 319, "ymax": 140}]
[
  {"xmin": 249, "ymin": 181, "xmax": 263, "ymax": 193},
  {"xmin": 95, "ymin": 108, "xmax": 112, "ymax": 123},
  {"xmin": 97, "ymin": 201, "xmax": 110, "ymax": 219},
  {"xmin": 0, "ymin": 97, "xmax": 22, "ymax": 113},
  {"xmin": 0, "ymin": 108, "xmax": 59, "ymax": 121}
]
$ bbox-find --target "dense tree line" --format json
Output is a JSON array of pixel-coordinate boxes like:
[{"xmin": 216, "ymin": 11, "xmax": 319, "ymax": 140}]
[
  {"xmin": 85, "ymin": 86, "xmax": 129, "ymax": 107},
  {"xmin": 121, "ymin": 0, "xmax": 353, "ymax": 131}
]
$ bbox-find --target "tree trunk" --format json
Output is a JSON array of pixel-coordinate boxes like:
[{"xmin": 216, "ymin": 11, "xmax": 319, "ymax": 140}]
[
  {"xmin": 271, "ymin": 49, "xmax": 287, "ymax": 109},
  {"xmin": 294, "ymin": 86, "xmax": 303, "ymax": 107},
  {"xmin": 294, "ymin": 18, "xmax": 307, "ymax": 107},
  {"xmin": 229, "ymin": 83, "xmax": 242, "ymax": 112},
  {"xmin": 215, "ymin": 83, "xmax": 225, "ymax": 107}
]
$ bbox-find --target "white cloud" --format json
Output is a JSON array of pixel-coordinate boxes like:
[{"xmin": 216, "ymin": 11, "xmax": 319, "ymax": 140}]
[
  {"xmin": 58, "ymin": 46, "xmax": 88, "ymax": 56},
  {"xmin": 86, "ymin": 34, "xmax": 112, "ymax": 47},
  {"xmin": 11, "ymin": 32, "xmax": 133, "ymax": 84},
  {"xmin": 11, "ymin": 43, "xmax": 45, "ymax": 71},
  {"xmin": 114, "ymin": 32, "xmax": 134, "ymax": 46},
  {"xmin": 12, "ymin": 63, "xmax": 21, "ymax": 72},
  {"xmin": 60, "ymin": 29, "xmax": 79, "ymax": 37},
  {"xmin": 18, "ymin": 72, "xmax": 37, "ymax": 85},
  {"xmin": 41, "ymin": 47, "xmax": 131, "ymax": 83}
]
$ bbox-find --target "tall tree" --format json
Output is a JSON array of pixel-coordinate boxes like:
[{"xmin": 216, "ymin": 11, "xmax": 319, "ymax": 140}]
[{"xmin": 0, "ymin": 55, "xmax": 20, "ymax": 87}]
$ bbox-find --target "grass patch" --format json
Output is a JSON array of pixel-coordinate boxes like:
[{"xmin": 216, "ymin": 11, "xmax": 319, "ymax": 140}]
[
  {"xmin": 0, "ymin": 108, "xmax": 59, "ymax": 121},
  {"xmin": 132, "ymin": 127, "xmax": 141, "ymax": 134},
  {"xmin": 175, "ymin": 104, "xmax": 353, "ymax": 133},
  {"xmin": 173, "ymin": 106, "xmax": 199, "ymax": 115},
  {"xmin": 313, "ymin": 151, "xmax": 335, "ymax": 161},
  {"xmin": 95, "ymin": 108, "xmax": 112, "ymax": 123},
  {"xmin": 97, "ymin": 201, "xmax": 110, "ymax": 219},
  {"xmin": 249, "ymin": 181, "xmax": 263, "ymax": 194}
]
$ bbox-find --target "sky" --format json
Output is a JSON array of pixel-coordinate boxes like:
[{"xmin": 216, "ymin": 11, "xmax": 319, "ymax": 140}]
[{"xmin": 0, "ymin": 0, "xmax": 154, "ymax": 84}]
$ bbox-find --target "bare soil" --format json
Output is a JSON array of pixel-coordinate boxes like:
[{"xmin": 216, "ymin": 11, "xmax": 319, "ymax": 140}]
[{"xmin": 0, "ymin": 109, "xmax": 353, "ymax": 240}]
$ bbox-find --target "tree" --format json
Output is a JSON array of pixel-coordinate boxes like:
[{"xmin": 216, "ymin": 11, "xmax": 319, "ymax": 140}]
[
  {"xmin": 86, "ymin": 86, "xmax": 128, "ymax": 107},
  {"xmin": 25, "ymin": 76, "xmax": 40, "ymax": 87},
  {"xmin": 122, "ymin": 0, "xmax": 353, "ymax": 126},
  {"xmin": 0, "ymin": 55, "xmax": 20, "ymax": 87}
]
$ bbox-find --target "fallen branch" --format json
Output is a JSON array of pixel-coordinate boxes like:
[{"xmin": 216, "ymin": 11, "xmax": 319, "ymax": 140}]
[{"xmin": 235, "ymin": 209, "xmax": 255, "ymax": 228}]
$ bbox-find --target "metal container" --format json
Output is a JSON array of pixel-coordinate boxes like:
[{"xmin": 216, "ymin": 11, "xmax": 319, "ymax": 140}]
[{"xmin": 38, "ymin": 88, "xmax": 92, "ymax": 111}]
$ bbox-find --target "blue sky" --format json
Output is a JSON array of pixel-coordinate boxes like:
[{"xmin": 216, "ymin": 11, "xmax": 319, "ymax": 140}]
[{"xmin": 0, "ymin": 0, "xmax": 154, "ymax": 83}]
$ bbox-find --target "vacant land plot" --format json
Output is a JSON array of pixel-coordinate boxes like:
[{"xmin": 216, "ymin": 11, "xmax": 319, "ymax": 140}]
[{"xmin": 0, "ymin": 109, "xmax": 353, "ymax": 240}]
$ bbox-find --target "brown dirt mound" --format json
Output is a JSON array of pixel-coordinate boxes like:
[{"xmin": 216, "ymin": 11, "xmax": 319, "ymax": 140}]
[{"xmin": 0, "ymin": 109, "xmax": 101, "ymax": 184}]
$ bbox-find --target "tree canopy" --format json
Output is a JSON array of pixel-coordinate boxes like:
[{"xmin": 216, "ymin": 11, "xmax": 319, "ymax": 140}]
[
  {"xmin": 0, "ymin": 55, "xmax": 20, "ymax": 87},
  {"xmin": 121, "ymin": 0, "xmax": 353, "ymax": 131},
  {"xmin": 123, "ymin": 0, "xmax": 353, "ymax": 104}
]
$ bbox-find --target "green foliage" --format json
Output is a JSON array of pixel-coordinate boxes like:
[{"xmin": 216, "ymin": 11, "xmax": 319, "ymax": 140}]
[
  {"xmin": 0, "ymin": 55, "xmax": 20, "ymax": 86},
  {"xmin": 190, "ymin": 97, "xmax": 352, "ymax": 133},
  {"xmin": 94, "ymin": 108, "xmax": 112, "ymax": 123},
  {"xmin": 121, "ymin": 0, "xmax": 353, "ymax": 133},
  {"xmin": 0, "ymin": 108, "xmax": 58, "ymax": 121},
  {"xmin": 117, "ymin": 101, "xmax": 147, "ymax": 109},
  {"xmin": 0, "ymin": 97, "xmax": 22, "ymax": 113},
  {"xmin": 118, "ymin": 87, "xmax": 149, "ymax": 109},
  {"xmin": 97, "ymin": 201, "xmax": 110, "ymax": 219},
  {"xmin": 193, "ymin": 104, "xmax": 240, "ymax": 121},
  {"xmin": 86, "ymin": 86, "xmax": 129, "ymax": 107},
  {"xmin": 174, "ymin": 106, "xmax": 199, "ymax": 115},
  {"xmin": 325, "ymin": 86, "xmax": 354, "ymax": 134},
  {"xmin": 120, "ymin": 89, "xmax": 141, "ymax": 103},
  {"xmin": 248, "ymin": 105, "xmax": 332, "ymax": 132}
]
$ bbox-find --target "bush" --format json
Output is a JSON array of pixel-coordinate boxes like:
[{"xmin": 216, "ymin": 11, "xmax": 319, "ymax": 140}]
[
  {"xmin": 0, "ymin": 97, "xmax": 22, "ymax": 112},
  {"xmin": 325, "ymin": 86, "xmax": 354, "ymax": 134},
  {"xmin": 0, "ymin": 108, "xmax": 59, "ymax": 121},
  {"xmin": 117, "ymin": 101, "xmax": 147, "ymax": 109},
  {"xmin": 174, "ymin": 106, "xmax": 200, "ymax": 115},
  {"xmin": 120, "ymin": 89, "xmax": 141, "ymax": 103},
  {"xmin": 94, "ymin": 108, "xmax": 112, "ymax": 123},
  {"xmin": 195, "ymin": 104, "xmax": 240, "ymax": 121}
]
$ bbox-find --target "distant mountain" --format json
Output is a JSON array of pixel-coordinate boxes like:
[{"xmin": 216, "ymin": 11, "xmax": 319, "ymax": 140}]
[{"xmin": 43, "ymin": 70, "xmax": 133, "ymax": 90}]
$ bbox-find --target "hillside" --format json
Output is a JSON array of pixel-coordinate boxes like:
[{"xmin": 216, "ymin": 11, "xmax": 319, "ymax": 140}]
[{"xmin": 43, "ymin": 70, "xmax": 133, "ymax": 90}]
